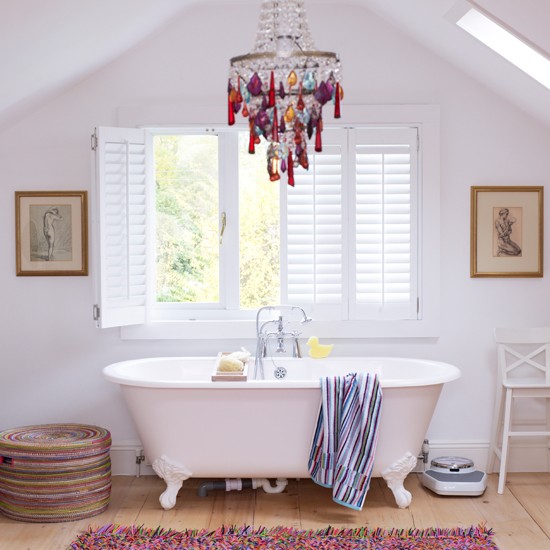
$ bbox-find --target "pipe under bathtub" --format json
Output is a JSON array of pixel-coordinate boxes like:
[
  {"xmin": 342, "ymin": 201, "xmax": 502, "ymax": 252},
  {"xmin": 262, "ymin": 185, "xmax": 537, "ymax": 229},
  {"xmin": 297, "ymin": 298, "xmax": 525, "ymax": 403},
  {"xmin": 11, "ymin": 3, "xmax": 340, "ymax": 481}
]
[{"xmin": 197, "ymin": 478, "xmax": 288, "ymax": 497}]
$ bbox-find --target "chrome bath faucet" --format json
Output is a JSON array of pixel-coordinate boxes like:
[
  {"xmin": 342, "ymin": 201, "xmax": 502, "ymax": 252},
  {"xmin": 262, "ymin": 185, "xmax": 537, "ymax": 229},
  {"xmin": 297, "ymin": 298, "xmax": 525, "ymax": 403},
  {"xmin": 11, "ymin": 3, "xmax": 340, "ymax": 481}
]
[{"xmin": 254, "ymin": 305, "xmax": 312, "ymax": 379}]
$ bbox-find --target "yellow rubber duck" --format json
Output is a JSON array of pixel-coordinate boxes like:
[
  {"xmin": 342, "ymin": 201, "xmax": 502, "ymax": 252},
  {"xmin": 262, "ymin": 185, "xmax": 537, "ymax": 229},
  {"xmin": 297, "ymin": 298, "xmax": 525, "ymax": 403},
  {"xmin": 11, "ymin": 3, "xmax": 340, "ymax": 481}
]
[{"xmin": 306, "ymin": 336, "xmax": 334, "ymax": 359}]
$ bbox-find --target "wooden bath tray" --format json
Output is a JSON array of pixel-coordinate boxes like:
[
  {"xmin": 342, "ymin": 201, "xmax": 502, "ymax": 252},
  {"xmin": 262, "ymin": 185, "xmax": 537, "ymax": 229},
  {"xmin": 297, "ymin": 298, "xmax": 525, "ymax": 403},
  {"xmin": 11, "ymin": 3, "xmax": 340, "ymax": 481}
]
[{"xmin": 211, "ymin": 352, "xmax": 249, "ymax": 381}]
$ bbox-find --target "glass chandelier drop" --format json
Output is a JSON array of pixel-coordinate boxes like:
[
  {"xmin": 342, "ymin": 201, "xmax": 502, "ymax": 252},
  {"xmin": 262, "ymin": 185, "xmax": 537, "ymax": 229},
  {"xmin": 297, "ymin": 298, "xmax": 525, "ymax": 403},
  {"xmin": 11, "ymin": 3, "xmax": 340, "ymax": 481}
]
[{"xmin": 227, "ymin": 0, "xmax": 343, "ymax": 186}]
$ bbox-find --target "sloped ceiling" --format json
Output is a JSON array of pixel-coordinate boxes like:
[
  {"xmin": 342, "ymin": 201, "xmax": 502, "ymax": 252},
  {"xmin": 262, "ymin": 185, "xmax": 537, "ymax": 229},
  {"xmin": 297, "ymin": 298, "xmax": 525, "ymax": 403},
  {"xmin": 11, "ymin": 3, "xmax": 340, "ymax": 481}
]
[
  {"xmin": 0, "ymin": 0, "xmax": 194, "ymax": 130},
  {"xmin": 364, "ymin": 0, "xmax": 550, "ymax": 126},
  {"xmin": 1, "ymin": 0, "xmax": 549, "ymax": 132}
]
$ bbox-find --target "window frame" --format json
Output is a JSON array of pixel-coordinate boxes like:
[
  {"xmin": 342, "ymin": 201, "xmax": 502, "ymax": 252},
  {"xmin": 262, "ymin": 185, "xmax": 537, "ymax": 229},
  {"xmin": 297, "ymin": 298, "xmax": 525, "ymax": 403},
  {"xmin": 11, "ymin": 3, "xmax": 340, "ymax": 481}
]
[
  {"xmin": 150, "ymin": 129, "xmax": 250, "ymax": 318},
  {"xmin": 97, "ymin": 104, "xmax": 440, "ymax": 339}
]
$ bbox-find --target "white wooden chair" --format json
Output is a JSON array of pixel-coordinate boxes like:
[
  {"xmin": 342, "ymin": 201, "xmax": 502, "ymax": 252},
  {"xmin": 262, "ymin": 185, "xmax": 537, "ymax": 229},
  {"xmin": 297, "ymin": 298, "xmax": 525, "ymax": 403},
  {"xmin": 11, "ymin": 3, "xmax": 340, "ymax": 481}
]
[{"xmin": 487, "ymin": 327, "xmax": 550, "ymax": 494}]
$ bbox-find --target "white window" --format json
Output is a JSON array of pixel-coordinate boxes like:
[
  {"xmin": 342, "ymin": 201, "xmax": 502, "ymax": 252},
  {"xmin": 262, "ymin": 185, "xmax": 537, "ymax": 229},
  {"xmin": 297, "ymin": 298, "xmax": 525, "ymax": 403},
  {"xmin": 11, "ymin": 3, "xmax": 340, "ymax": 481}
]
[
  {"xmin": 350, "ymin": 128, "xmax": 418, "ymax": 321},
  {"xmin": 93, "ymin": 127, "xmax": 147, "ymax": 328},
  {"xmin": 93, "ymin": 105, "xmax": 440, "ymax": 339}
]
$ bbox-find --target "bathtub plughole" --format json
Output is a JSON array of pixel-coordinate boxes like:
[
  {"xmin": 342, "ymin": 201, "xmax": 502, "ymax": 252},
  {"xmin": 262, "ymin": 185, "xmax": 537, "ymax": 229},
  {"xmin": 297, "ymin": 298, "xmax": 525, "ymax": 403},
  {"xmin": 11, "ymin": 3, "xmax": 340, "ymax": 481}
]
[{"xmin": 103, "ymin": 356, "xmax": 460, "ymax": 510}]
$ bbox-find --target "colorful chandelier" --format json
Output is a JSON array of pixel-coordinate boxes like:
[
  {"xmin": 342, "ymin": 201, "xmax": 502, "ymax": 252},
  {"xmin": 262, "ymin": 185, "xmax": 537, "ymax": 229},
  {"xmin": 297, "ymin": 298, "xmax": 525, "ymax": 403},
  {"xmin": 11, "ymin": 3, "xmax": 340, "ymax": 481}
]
[{"xmin": 227, "ymin": 0, "xmax": 343, "ymax": 186}]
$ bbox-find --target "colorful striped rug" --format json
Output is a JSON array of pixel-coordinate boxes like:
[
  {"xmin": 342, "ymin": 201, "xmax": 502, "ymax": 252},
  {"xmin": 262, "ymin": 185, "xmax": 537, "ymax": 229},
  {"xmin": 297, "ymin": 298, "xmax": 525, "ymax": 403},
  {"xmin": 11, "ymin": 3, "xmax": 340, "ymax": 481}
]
[{"xmin": 69, "ymin": 524, "xmax": 499, "ymax": 549}]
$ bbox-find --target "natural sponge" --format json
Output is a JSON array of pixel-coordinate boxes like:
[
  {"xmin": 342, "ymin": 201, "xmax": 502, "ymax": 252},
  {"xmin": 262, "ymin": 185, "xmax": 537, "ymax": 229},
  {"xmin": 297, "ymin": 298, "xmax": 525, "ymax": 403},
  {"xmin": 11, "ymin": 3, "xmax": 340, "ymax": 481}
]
[
  {"xmin": 217, "ymin": 356, "xmax": 245, "ymax": 372},
  {"xmin": 225, "ymin": 349, "xmax": 251, "ymax": 363}
]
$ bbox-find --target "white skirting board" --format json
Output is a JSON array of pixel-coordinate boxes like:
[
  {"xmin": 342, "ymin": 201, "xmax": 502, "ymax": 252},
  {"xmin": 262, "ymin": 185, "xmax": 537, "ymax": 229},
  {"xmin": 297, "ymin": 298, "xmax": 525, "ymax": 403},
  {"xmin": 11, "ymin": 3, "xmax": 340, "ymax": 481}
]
[
  {"xmin": 110, "ymin": 442, "xmax": 154, "ymax": 476},
  {"xmin": 110, "ymin": 440, "xmax": 549, "ymax": 477},
  {"xmin": 419, "ymin": 439, "xmax": 549, "ymax": 474}
]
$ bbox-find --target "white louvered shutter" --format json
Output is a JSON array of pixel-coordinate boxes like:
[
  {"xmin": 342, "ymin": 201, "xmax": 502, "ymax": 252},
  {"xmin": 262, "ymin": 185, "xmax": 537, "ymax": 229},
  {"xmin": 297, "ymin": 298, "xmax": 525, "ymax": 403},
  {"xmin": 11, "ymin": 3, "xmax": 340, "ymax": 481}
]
[
  {"xmin": 94, "ymin": 127, "xmax": 147, "ymax": 328},
  {"xmin": 350, "ymin": 127, "xmax": 418, "ymax": 320},
  {"xmin": 282, "ymin": 129, "xmax": 347, "ymax": 320}
]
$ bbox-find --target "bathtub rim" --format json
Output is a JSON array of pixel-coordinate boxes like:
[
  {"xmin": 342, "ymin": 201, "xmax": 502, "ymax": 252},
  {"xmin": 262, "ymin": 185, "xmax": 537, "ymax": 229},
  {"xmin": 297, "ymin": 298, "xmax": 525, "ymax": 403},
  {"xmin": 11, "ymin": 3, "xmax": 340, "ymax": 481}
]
[{"xmin": 103, "ymin": 356, "xmax": 461, "ymax": 389}]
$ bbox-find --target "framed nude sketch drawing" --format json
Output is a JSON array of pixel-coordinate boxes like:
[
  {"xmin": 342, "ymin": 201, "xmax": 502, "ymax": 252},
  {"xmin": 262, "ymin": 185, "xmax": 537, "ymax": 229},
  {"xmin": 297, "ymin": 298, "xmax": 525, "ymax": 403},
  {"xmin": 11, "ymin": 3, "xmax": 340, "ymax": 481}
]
[
  {"xmin": 15, "ymin": 191, "xmax": 88, "ymax": 276},
  {"xmin": 470, "ymin": 186, "xmax": 543, "ymax": 278}
]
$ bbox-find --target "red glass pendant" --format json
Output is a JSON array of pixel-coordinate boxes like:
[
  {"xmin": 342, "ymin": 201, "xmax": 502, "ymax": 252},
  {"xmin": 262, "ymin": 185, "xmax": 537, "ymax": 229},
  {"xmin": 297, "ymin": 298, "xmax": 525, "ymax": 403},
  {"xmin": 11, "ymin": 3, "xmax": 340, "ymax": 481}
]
[
  {"xmin": 248, "ymin": 127, "xmax": 255, "ymax": 154},
  {"xmin": 334, "ymin": 82, "xmax": 341, "ymax": 119},
  {"xmin": 315, "ymin": 125, "xmax": 322, "ymax": 152},
  {"xmin": 272, "ymin": 106, "xmax": 279, "ymax": 141},
  {"xmin": 228, "ymin": 94, "xmax": 235, "ymax": 126},
  {"xmin": 299, "ymin": 150, "xmax": 309, "ymax": 170},
  {"xmin": 297, "ymin": 86, "xmax": 305, "ymax": 111},
  {"xmin": 268, "ymin": 71, "xmax": 276, "ymax": 108},
  {"xmin": 287, "ymin": 151, "xmax": 295, "ymax": 187}
]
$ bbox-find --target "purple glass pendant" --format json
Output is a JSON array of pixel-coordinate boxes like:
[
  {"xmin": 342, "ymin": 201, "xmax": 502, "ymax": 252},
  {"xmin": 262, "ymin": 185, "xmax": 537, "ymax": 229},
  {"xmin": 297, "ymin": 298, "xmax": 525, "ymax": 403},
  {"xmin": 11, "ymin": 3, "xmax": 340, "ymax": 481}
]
[
  {"xmin": 247, "ymin": 72, "xmax": 263, "ymax": 96},
  {"xmin": 314, "ymin": 81, "xmax": 332, "ymax": 106}
]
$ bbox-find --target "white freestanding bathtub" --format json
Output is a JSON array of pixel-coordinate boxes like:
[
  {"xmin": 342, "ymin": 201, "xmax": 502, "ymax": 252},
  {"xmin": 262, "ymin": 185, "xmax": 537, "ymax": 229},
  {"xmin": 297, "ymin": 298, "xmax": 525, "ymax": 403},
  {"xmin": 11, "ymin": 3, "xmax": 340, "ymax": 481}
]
[{"xmin": 103, "ymin": 356, "xmax": 460, "ymax": 510}]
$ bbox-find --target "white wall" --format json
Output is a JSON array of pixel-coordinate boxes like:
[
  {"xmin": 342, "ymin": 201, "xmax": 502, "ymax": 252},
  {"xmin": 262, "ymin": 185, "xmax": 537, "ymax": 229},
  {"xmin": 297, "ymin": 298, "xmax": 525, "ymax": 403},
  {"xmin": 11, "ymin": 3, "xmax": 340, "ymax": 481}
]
[{"xmin": 1, "ymin": 3, "xmax": 550, "ymax": 472}]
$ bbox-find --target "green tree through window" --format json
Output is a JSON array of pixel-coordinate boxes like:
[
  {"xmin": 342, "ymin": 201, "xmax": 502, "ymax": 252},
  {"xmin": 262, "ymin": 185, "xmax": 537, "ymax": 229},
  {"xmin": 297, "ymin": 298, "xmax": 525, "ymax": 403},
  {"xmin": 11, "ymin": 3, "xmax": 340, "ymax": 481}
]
[
  {"xmin": 154, "ymin": 132, "xmax": 280, "ymax": 309},
  {"xmin": 155, "ymin": 134, "xmax": 219, "ymax": 303}
]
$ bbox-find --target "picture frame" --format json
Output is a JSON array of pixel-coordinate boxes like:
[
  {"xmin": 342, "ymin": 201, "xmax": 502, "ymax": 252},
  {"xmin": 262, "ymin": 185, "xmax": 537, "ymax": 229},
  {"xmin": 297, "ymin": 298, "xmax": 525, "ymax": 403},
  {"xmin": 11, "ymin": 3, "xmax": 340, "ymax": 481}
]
[
  {"xmin": 15, "ymin": 191, "xmax": 88, "ymax": 276},
  {"xmin": 470, "ymin": 186, "xmax": 543, "ymax": 278}
]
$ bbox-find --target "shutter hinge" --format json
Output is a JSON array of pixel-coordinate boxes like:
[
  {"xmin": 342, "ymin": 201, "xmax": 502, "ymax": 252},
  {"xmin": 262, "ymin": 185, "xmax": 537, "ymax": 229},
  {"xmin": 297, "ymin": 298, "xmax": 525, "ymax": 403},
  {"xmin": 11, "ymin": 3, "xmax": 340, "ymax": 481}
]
[
  {"xmin": 91, "ymin": 130, "xmax": 98, "ymax": 151},
  {"xmin": 93, "ymin": 304, "xmax": 101, "ymax": 321}
]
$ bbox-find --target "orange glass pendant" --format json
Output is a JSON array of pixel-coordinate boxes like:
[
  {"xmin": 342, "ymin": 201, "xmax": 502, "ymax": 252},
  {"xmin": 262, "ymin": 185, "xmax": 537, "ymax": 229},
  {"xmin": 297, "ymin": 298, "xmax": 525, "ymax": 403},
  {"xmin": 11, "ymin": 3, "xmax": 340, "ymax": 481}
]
[
  {"xmin": 284, "ymin": 105, "xmax": 295, "ymax": 123},
  {"xmin": 287, "ymin": 70, "xmax": 298, "ymax": 89}
]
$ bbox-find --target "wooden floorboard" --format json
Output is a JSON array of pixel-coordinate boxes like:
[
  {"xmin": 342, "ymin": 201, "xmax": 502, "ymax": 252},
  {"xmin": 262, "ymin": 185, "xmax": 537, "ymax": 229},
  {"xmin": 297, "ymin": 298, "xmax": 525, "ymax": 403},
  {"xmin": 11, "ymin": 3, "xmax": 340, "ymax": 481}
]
[
  {"xmin": 504, "ymin": 472, "xmax": 550, "ymax": 544},
  {"xmin": 255, "ymin": 479, "xmax": 301, "ymax": 528},
  {"xmin": 1, "ymin": 473, "xmax": 550, "ymax": 549}
]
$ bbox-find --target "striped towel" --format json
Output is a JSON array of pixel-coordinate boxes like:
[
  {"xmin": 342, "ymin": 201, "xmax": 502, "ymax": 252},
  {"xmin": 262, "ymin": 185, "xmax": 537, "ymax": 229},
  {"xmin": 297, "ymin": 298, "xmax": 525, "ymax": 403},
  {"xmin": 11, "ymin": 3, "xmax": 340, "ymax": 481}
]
[{"xmin": 308, "ymin": 372, "xmax": 382, "ymax": 510}]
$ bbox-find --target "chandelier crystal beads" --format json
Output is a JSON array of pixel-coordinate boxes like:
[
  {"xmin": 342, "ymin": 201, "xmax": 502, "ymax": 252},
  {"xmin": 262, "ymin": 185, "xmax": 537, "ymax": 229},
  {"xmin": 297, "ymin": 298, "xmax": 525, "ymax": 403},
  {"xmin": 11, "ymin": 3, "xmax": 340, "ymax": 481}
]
[{"xmin": 227, "ymin": 0, "xmax": 343, "ymax": 186}]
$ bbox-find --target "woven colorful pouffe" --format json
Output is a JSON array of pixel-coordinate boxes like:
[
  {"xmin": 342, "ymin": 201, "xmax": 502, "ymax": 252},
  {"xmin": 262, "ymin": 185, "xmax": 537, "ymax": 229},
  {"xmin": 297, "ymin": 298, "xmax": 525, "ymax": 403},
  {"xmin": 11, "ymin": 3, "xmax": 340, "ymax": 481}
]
[{"xmin": 0, "ymin": 423, "xmax": 111, "ymax": 523}]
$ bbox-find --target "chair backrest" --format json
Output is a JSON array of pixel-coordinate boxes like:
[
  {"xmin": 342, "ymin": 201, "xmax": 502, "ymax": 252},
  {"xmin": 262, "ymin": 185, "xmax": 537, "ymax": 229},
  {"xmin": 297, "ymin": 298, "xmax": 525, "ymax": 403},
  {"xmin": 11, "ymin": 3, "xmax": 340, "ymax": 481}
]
[{"xmin": 494, "ymin": 327, "xmax": 550, "ymax": 385}]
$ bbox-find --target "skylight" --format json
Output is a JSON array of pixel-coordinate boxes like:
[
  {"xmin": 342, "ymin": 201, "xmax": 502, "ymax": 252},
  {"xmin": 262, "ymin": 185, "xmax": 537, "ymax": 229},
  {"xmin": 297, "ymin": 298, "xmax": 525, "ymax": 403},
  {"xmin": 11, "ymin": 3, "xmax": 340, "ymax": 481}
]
[{"xmin": 456, "ymin": 6, "xmax": 550, "ymax": 90}]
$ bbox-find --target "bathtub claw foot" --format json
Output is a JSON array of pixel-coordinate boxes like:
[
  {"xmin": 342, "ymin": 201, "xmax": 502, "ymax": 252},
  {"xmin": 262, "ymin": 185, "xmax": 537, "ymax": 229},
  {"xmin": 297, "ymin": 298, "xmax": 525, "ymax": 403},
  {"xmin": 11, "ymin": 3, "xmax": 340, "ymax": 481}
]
[
  {"xmin": 381, "ymin": 452, "xmax": 417, "ymax": 509},
  {"xmin": 152, "ymin": 454, "xmax": 192, "ymax": 510}
]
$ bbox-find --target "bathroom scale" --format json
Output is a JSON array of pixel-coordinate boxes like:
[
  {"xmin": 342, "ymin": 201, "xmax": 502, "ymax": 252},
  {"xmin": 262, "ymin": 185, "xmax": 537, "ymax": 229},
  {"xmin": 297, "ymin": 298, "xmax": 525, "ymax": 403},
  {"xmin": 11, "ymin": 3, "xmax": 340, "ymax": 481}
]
[{"xmin": 421, "ymin": 456, "xmax": 487, "ymax": 496}]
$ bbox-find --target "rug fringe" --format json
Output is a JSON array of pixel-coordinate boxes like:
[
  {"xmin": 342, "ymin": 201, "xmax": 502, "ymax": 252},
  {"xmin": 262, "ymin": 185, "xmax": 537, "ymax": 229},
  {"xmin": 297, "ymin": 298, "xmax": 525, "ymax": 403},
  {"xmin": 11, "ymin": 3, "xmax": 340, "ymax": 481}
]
[{"xmin": 77, "ymin": 522, "xmax": 494, "ymax": 540}]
